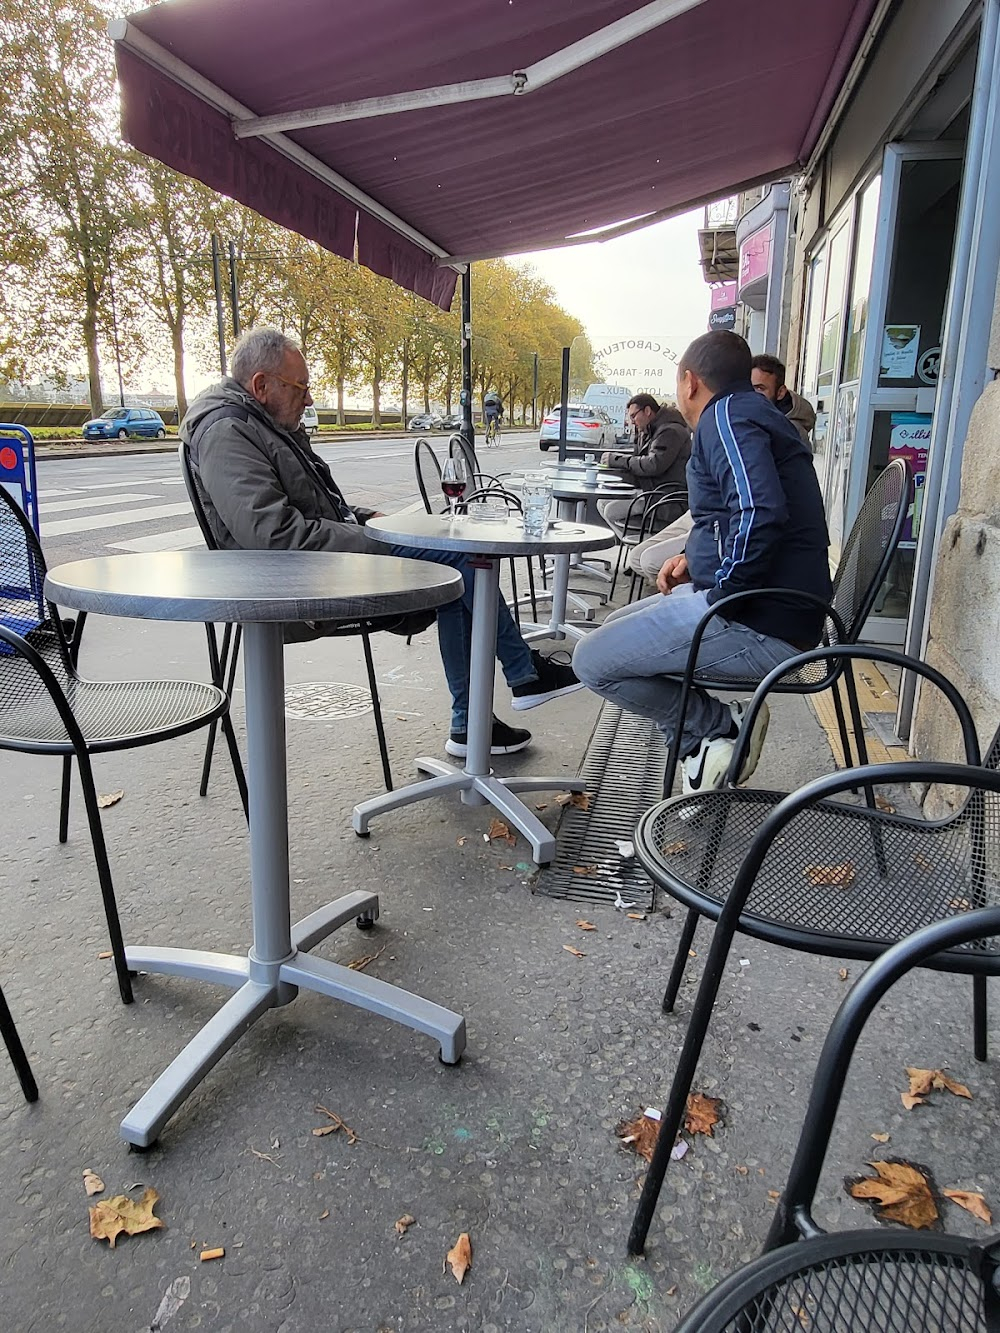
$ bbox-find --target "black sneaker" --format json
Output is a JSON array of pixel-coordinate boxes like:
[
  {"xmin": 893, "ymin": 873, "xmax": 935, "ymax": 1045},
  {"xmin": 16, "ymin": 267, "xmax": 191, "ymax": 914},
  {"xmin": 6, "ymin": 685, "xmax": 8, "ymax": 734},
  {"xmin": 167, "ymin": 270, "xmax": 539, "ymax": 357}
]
[
  {"xmin": 510, "ymin": 650, "xmax": 585, "ymax": 711},
  {"xmin": 445, "ymin": 717, "xmax": 532, "ymax": 757}
]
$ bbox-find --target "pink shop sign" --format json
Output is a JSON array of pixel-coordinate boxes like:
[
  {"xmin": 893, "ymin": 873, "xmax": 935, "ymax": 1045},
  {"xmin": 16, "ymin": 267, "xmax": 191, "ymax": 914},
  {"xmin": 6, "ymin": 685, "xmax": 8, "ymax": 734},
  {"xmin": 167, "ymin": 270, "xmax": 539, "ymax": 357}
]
[{"xmin": 739, "ymin": 221, "xmax": 774, "ymax": 289}]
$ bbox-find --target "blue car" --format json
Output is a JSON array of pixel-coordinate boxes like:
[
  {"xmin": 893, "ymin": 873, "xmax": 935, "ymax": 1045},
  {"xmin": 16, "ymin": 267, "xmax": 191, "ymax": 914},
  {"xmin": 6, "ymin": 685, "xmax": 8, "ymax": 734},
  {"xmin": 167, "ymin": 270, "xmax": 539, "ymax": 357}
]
[{"xmin": 82, "ymin": 407, "xmax": 167, "ymax": 441}]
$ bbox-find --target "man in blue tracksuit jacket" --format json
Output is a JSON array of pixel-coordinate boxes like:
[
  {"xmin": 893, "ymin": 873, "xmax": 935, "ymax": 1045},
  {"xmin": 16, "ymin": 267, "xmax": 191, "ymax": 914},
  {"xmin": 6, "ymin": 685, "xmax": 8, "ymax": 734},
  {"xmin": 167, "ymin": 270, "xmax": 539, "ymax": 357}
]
[{"xmin": 575, "ymin": 330, "xmax": 831, "ymax": 794}]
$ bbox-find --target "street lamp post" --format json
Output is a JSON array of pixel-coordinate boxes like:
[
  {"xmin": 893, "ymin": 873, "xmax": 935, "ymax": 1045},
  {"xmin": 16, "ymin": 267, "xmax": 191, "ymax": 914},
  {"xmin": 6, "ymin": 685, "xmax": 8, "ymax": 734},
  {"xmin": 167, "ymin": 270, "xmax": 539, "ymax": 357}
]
[{"xmin": 107, "ymin": 264, "xmax": 126, "ymax": 408}]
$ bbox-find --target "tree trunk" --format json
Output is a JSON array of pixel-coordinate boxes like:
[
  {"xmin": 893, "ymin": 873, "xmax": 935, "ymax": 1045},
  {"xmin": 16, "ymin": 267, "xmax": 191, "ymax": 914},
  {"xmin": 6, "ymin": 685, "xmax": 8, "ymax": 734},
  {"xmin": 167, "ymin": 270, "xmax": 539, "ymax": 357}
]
[
  {"xmin": 372, "ymin": 361, "xmax": 382, "ymax": 427},
  {"xmin": 444, "ymin": 369, "xmax": 453, "ymax": 414},
  {"xmin": 401, "ymin": 338, "xmax": 409, "ymax": 425},
  {"xmin": 336, "ymin": 376, "xmax": 345, "ymax": 426},
  {"xmin": 83, "ymin": 299, "xmax": 104, "ymax": 419},
  {"xmin": 171, "ymin": 319, "xmax": 188, "ymax": 422}
]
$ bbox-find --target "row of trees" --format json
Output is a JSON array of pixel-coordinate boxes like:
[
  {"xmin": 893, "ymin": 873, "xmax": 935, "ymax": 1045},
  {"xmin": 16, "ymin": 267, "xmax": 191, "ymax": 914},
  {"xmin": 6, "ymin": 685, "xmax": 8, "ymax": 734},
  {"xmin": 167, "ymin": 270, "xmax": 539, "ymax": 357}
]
[{"xmin": 0, "ymin": 0, "xmax": 590, "ymax": 423}]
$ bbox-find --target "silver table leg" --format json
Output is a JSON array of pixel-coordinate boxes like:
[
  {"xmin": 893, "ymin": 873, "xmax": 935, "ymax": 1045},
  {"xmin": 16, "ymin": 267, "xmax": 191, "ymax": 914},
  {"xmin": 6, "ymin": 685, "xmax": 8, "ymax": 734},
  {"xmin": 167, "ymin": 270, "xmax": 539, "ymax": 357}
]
[
  {"xmin": 120, "ymin": 620, "xmax": 466, "ymax": 1149},
  {"xmin": 353, "ymin": 559, "xmax": 585, "ymax": 865}
]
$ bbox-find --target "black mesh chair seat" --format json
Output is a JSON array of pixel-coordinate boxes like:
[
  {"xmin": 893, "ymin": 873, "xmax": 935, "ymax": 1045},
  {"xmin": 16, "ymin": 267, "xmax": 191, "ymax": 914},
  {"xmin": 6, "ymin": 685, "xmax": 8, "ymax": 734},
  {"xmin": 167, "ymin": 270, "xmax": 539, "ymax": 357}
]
[
  {"xmin": 0, "ymin": 675, "xmax": 226, "ymax": 750},
  {"xmin": 636, "ymin": 791, "xmax": 1000, "ymax": 961},
  {"xmin": 674, "ymin": 1230, "xmax": 991, "ymax": 1332},
  {"xmin": 695, "ymin": 654, "xmax": 835, "ymax": 690}
]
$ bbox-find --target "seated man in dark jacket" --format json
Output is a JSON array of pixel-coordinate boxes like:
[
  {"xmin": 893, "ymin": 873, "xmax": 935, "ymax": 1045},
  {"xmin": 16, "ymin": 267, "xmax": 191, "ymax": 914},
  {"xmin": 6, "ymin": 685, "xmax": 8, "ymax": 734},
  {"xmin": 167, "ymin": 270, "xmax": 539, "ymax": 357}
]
[
  {"xmin": 575, "ymin": 331, "xmax": 832, "ymax": 794},
  {"xmin": 597, "ymin": 394, "xmax": 690, "ymax": 533},
  {"xmin": 181, "ymin": 328, "xmax": 581, "ymax": 758}
]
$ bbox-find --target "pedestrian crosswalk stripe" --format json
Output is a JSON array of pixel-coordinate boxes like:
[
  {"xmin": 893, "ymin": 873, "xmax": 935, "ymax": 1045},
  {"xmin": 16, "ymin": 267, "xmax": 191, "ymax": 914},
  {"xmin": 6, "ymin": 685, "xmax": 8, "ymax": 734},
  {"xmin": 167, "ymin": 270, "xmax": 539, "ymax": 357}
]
[
  {"xmin": 42, "ymin": 501, "xmax": 194, "ymax": 538},
  {"xmin": 40, "ymin": 492, "xmax": 157, "ymax": 515},
  {"xmin": 110, "ymin": 527, "xmax": 204, "ymax": 553}
]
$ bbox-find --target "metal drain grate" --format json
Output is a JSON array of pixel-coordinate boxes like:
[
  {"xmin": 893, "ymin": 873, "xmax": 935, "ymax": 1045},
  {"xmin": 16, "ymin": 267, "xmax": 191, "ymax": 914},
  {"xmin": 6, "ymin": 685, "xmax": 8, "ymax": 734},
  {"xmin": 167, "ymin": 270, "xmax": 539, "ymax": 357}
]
[
  {"xmin": 537, "ymin": 703, "xmax": 666, "ymax": 908},
  {"xmin": 284, "ymin": 681, "xmax": 373, "ymax": 720}
]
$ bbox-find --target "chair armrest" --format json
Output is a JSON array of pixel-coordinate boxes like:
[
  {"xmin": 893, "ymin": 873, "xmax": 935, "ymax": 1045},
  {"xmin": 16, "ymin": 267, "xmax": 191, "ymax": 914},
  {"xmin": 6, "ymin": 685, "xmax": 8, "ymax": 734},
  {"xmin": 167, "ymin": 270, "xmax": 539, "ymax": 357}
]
[
  {"xmin": 728, "ymin": 645, "xmax": 980, "ymax": 783},
  {"xmin": 0, "ymin": 624, "xmax": 88, "ymax": 751}
]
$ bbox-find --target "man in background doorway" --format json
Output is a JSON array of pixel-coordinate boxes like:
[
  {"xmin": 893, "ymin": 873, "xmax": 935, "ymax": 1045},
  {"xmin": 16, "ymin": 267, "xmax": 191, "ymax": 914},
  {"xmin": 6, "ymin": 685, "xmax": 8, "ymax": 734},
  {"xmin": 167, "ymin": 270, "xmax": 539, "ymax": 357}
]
[{"xmin": 750, "ymin": 354, "xmax": 816, "ymax": 449}]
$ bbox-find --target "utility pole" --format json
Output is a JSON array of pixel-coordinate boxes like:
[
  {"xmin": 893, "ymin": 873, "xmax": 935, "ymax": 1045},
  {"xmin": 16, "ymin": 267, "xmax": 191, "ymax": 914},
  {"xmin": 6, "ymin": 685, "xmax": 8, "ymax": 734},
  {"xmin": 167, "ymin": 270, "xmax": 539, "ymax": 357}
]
[
  {"xmin": 532, "ymin": 352, "xmax": 539, "ymax": 429},
  {"xmin": 227, "ymin": 240, "xmax": 241, "ymax": 341},
  {"xmin": 460, "ymin": 267, "xmax": 474, "ymax": 451},
  {"xmin": 210, "ymin": 232, "xmax": 227, "ymax": 376},
  {"xmin": 107, "ymin": 264, "xmax": 126, "ymax": 408}
]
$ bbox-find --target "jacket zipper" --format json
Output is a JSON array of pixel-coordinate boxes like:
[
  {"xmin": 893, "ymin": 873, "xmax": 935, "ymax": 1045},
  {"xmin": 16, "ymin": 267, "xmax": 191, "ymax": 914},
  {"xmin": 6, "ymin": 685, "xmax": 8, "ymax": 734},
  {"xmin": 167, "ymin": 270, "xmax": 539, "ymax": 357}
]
[{"xmin": 714, "ymin": 519, "xmax": 723, "ymax": 563}]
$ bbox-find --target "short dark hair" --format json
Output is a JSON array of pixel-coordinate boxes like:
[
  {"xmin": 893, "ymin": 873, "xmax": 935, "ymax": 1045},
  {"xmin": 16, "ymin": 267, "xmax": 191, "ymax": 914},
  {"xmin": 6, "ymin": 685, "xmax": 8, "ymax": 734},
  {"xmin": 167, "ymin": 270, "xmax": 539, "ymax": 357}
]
[
  {"xmin": 679, "ymin": 331, "xmax": 752, "ymax": 393},
  {"xmin": 627, "ymin": 393, "xmax": 659, "ymax": 413},
  {"xmin": 751, "ymin": 353, "xmax": 786, "ymax": 383}
]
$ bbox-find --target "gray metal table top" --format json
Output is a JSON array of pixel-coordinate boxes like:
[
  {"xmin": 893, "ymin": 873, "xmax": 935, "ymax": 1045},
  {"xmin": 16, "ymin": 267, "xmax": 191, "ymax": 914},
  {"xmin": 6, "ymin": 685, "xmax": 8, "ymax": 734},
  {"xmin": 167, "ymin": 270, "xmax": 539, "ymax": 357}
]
[
  {"xmin": 364, "ymin": 512, "xmax": 617, "ymax": 557},
  {"xmin": 504, "ymin": 471, "xmax": 638, "ymax": 502},
  {"xmin": 44, "ymin": 550, "xmax": 464, "ymax": 623}
]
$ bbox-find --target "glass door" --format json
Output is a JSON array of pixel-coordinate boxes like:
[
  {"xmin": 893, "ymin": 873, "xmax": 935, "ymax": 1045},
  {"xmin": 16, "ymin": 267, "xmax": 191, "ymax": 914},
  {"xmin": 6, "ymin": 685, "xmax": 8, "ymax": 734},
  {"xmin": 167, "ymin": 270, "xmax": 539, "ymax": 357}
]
[{"xmin": 846, "ymin": 143, "xmax": 963, "ymax": 643}]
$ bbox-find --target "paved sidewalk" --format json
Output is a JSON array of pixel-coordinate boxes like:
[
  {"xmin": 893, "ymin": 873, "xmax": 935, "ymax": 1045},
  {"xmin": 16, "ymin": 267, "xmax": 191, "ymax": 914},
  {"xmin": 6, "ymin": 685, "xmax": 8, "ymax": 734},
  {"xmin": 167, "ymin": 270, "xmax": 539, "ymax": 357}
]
[{"xmin": 0, "ymin": 613, "xmax": 996, "ymax": 1332}]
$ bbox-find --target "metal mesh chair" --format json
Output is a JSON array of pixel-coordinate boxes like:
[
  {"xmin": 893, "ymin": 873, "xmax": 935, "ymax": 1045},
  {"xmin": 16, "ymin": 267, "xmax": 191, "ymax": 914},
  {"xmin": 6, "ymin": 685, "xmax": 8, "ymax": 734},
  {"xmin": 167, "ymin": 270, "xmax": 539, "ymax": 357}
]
[
  {"xmin": 626, "ymin": 664, "xmax": 1000, "ymax": 1253},
  {"xmin": 0, "ymin": 982, "xmax": 37, "ymax": 1103},
  {"xmin": 603, "ymin": 485, "xmax": 688, "ymax": 599},
  {"xmin": 672, "ymin": 910, "xmax": 1000, "ymax": 1330},
  {"xmin": 662, "ymin": 459, "xmax": 912, "ymax": 793},
  {"xmin": 179, "ymin": 441, "xmax": 411, "ymax": 794},
  {"xmin": 0, "ymin": 486, "xmax": 240, "ymax": 1007}
]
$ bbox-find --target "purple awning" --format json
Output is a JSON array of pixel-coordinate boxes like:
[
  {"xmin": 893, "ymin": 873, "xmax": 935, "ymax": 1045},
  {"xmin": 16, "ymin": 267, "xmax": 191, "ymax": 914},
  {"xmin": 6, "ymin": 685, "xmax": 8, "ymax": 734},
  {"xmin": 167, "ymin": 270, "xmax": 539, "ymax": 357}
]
[{"xmin": 113, "ymin": 0, "xmax": 878, "ymax": 309}]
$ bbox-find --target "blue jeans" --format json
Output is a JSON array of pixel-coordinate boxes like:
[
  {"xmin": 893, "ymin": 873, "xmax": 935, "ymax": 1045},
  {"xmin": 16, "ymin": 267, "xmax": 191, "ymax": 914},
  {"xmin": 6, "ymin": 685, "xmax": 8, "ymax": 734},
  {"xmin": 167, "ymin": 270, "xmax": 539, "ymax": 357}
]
[
  {"xmin": 573, "ymin": 587, "xmax": 799, "ymax": 757},
  {"xmin": 388, "ymin": 544, "xmax": 535, "ymax": 732}
]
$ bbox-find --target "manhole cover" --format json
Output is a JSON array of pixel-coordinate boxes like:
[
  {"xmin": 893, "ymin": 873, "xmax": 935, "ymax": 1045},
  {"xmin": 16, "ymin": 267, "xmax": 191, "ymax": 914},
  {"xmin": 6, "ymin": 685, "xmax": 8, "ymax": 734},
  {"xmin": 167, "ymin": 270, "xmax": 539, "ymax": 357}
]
[{"xmin": 284, "ymin": 682, "xmax": 373, "ymax": 720}]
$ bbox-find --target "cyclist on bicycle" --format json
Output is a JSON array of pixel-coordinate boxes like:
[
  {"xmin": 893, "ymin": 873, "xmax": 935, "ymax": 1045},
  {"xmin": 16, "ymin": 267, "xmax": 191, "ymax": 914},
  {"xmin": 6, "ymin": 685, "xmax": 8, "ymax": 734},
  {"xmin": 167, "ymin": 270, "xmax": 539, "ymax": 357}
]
[{"xmin": 483, "ymin": 391, "xmax": 504, "ymax": 445}]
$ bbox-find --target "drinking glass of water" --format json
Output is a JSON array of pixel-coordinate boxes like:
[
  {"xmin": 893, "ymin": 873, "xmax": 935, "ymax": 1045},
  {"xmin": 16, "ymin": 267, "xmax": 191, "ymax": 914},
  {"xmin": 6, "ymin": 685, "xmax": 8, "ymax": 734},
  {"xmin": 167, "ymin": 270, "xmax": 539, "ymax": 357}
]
[
  {"xmin": 440, "ymin": 456, "xmax": 468, "ymax": 519},
  {"xmin": 521, "ymin": 472, "xmax": 552, "ymax": 538}
]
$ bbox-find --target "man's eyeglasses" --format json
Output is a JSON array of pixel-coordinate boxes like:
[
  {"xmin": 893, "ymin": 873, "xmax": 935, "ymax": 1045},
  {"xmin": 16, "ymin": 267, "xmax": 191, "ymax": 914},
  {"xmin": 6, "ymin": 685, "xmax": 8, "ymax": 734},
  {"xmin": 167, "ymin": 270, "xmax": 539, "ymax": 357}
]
[{"xmin": 272, "ymin": 372, "xmax": 310, "ymax": 394}]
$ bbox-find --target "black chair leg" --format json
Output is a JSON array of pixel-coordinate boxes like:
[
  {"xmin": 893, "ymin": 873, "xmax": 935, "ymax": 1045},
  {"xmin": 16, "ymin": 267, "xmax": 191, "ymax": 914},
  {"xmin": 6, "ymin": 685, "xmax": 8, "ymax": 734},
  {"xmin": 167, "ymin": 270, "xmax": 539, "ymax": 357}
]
[
  {"xmin": 973, "ymin": 974, "xmax": 988, "ymax": 1062},
  {"xmin": 199, "ymin": 622, "xmax": 225, "ymax": 799},
  {"xmin": 58, "ymin": 755, "xmax": 71, "ymax": 843},
  {"xmin": 830, "ymin": 677, "xmax": 855, "ymax": 770},
  {"xmin": 526, "ymin": 558, "xmax": 538, "ymax": 621},
  {"xmin": 75, "ymin": 752, "xmax": 133, "ymax": 1006},
  {"xmin": 0, "ymin": 984, "xmax": 37, "ymax": 1103},
  {"xmin": 608, "ymin": 541, "xmax": 625, "ymax": 600},
  {"xmin": 508, "ymin": 558, "xmax": 519, "ymax": 626},
  {"xmin": 220, "ymin": 710, "xmax": 249, "ymax": 821},
  {"xmin": 662, "ymin": 908, "xmax": 699, "ymax": 1012},
  {"xmin": 361, "ymin": 630, "xmax": 393, "ymax": 792}
]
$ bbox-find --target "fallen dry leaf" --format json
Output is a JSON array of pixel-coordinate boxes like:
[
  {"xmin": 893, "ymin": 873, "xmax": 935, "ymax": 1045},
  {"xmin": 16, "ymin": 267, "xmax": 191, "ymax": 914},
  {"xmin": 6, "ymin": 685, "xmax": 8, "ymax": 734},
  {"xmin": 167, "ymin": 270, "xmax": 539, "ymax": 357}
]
[
  {"xmin": 576, "ymin": 919, "xmax": 597, "ymax": 932},
  {"xmin": 615, "ymin": 1112, "xmax": 661, "ymax": 1163},
  {"xmin": 902, "ymin": 1067, "xmax": 972, "ymax": 1110},
  {"xmin": 200, "ymin": 1247, "xmax": 224, "ymax": 1262},
  {"xmin": 82, "ymin": 1169, "xmax": 105, "ymax": 1197},
  {"xmin": 394, "ymin": 1214, "xmax": 415, "ymax": 1235},
  {"xmin": 312, "ymin": 1105, "xmax": 358, "ymax": 1144},
  {"xmin": 871, "ymin": 1132, "xmax": 890, "ymax": 1144},
  {"xmin": 804, "ymin": 862, "xmax": 856, "ymax": 888},
  {"xmin": 914, "ymin": 853, "xmax": 933, "ymax": 872},
  {"xmin": 97, "ymin": 790, "xmax": 124, "ymax": 809},
  {"xmin": 874, "ymin": 795, "xmax": 896, "ymax": 814},
  {"xmin": 848, "ymin": 1160, "xmax": 939, "ymax": 1229},
  {"xmin": 89, "ymin": 1187, "xmax": 164, "ymax": 1248},
  {"xmin": 555, "ymin": 792, "xmax": 592, "ymax": 811},
  {"xmin": 943, "ymin": 1189, "xmax": 992, "ymax": 1224},
  {"xmin": 96, "ymin": 951, "xmax": 113, "ymax": 960},
  {"xmin": 949, "ymin": 897, "xmax": 974, "ymax": 910},
  {"xmin": 767, "ymin": 1190, "xmax": 781, "ymax": 1201},
  {"xmin": 319, "ymin": 1209, "xmax": 330, "ymax": 1220},
  {"xmin": 486, "ymin": 818, "xmax": 516, "ymax": 846},
  {"xmin": 661, "ymin": 839, "xmax": 688, "ymax": 856},
  {"xmin": 456, "ymin": 836, "xmax": 468, "ymax": 847},
  {"xmin": 838, "ymin": 968, "xmax": 849, "ymax": 981},
  {"xmin": 445, "ymin": 1232, "xmax": 472, "ymax": 1284},
  {"xmin": 572, "ymin": 864, "xmax": 598, "ymax": 876},
  {"xmin": 563, "ymin": 944, "xmax": 586, "ymax": 958},
  {"xmin": 685, "ymin": 1093, "xmax": 722, "ymax": 1137},
  {"xmin": 735, "ymin": 1165, "xmax": 749, "ymax": 1176},
  {"xmin": 347, "ymin": 945, "xmax": 386, "ymax": 973}
]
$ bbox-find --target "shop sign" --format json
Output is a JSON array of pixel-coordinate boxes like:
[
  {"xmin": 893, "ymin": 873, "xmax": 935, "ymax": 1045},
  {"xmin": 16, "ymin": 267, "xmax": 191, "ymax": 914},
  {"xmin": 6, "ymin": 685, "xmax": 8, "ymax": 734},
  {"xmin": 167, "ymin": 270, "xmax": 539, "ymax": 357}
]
[
  {"xmin": 739, "ymin": 221, "xmax": 773, "ymax": 289},
  {"xmin": 880, "ymin": 325, "xmax": 921, "ymax": 379},
  {"xmin": 889, "ymin": 412, "xmax": 931, "ymax": 548},
  {"xmin": 917, "ymin": 346, "xmax": 941, "ymax": 384},
  {"xmin": 708, "ymin": 306, "xmax": 737, "ymax": 332},
  {"xmin": 710, "ymin": 282, "xmax": 738, "ymax": 311}
]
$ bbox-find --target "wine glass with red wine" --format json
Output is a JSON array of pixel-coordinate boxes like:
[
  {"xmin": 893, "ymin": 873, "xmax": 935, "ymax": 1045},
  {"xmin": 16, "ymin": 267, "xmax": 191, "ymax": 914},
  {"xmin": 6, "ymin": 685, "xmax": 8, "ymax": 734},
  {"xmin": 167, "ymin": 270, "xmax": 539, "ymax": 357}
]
[{"xmin": 440, "ymin": 455, "xmax": 468, "ymax": 519}]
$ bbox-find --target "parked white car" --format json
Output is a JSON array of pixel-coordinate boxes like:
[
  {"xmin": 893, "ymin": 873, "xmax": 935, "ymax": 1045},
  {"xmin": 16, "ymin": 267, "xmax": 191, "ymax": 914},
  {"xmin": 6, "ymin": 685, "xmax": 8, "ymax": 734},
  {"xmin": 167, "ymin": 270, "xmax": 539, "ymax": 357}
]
[
  {"xmin": 539, "ymin": 404, "xmax": 616, "ymax": 454},
  {"xmin": 300, "ymin": 404, "xmax": 319, "ymax": 436}
]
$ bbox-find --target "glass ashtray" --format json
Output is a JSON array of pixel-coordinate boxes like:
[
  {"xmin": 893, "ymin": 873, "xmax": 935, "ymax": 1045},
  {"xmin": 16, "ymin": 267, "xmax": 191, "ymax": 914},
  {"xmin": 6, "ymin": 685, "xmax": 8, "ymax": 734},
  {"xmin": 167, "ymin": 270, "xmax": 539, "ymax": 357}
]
[{"xmin": 466, "ymin": 499, "xmax": 509, "ymax": 522}]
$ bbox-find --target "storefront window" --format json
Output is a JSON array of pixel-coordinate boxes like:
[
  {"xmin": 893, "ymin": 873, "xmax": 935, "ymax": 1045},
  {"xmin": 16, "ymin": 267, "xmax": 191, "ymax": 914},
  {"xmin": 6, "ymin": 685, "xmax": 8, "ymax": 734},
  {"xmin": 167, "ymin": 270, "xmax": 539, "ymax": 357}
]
[
  {"xmin": 817, "ymin": 223, "xmax": 850, "ymax": 393},
  {"xmin": 842, "ymin": 175, "xmax": 881, "ymax": 382}
]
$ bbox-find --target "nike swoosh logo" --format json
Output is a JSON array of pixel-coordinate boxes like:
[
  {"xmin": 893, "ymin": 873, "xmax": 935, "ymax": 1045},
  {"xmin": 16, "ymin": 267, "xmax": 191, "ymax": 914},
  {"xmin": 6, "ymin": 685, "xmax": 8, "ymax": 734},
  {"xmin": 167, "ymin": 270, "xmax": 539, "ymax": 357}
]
[{"xmin": 686, "ymin": 747, "xmax": 710, "ymax": 790}]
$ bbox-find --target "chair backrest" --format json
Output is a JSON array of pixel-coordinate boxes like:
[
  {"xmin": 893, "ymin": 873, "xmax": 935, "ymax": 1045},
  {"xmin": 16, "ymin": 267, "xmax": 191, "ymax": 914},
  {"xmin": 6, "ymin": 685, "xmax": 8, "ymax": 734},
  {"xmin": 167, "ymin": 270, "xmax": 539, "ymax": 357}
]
[
  {"xmin": 0, "ymin": 485, "xmax": 72, "ymax": 689},
  {"xmin": 178, "ymin": 441, "xmax": 220, "ymax": 551},
  {"xmin": 463, "ymin": 486, "xmax": 522, "ymax": 513},
  {"xmin": 828, "ymin": 458, "xmax": 911, "ymax": 644},
  {"xmin": 447, "ymin": 433, "xmax": 478, "ymax": 480},
  {"xmin": 413, "ymin": 438, "xmax": 442, "ymax": 514}
]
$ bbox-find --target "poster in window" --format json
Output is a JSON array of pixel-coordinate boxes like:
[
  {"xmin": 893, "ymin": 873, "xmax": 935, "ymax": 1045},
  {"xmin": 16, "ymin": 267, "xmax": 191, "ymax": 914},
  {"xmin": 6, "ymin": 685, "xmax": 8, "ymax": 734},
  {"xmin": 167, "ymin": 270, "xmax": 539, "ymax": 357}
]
[
  {"xmin": 888, "ymin": 412, "xmax": 931, "ymax": 548},
  {"xmin": 880, "ymin": 325, "xmax": 921, "ymax": 379}
]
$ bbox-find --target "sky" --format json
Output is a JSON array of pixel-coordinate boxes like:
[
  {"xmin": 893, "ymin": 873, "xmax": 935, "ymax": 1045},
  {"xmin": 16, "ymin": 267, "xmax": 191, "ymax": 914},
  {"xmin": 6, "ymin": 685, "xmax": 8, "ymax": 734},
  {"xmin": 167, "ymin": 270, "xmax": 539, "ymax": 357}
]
[{"xmin": 512, "ymin": 208, "xmax": 709, "ymax": 396}]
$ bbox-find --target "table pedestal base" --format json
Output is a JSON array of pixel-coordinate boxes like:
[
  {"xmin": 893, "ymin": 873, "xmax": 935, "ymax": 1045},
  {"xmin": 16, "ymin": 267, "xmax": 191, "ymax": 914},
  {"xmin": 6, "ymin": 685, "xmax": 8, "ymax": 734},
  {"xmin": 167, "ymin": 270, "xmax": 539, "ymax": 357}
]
[
  {"xmin": 353, "ymin": 760, "xmax": 586, "ymax": 865},
  {"xmin": 120, "ymin": 888, "xmax": 466, "ymax": 1148}
]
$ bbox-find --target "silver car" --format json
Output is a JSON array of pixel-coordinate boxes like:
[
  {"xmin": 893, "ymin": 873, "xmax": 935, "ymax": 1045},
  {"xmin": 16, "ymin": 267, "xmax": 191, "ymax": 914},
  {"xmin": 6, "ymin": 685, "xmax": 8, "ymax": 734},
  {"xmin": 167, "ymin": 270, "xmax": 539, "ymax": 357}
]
[{"xmin": 538, "ymin": 404, "xmax": 616, "ymax": 454}]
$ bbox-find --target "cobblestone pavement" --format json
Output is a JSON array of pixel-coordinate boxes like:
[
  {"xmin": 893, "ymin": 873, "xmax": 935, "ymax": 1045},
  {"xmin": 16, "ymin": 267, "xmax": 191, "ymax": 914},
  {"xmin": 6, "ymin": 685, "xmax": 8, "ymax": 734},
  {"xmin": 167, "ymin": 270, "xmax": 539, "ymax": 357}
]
[{"xmin": 1, "ymin": 614, "xmax": 997, "ymax": 1332}]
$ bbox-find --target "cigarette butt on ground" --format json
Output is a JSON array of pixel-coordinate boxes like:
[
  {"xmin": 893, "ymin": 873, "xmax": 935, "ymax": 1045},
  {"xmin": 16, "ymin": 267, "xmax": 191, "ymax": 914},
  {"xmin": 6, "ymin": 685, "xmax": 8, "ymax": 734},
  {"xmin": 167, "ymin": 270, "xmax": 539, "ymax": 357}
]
[{"xmin": 200, "ymin": 1247, "xmax": 225, "ymax": 1262}]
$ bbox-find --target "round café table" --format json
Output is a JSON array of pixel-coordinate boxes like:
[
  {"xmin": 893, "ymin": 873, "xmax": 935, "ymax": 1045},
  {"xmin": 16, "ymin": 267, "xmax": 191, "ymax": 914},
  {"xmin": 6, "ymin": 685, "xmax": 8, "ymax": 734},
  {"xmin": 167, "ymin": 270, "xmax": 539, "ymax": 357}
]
[
  {"xmin": 355, "ymin": 512, "xmax": 616, "ymax": 864},
  {"xmin": 45, "ymin": 550, "xmax": 466, "ymax": 1149}
]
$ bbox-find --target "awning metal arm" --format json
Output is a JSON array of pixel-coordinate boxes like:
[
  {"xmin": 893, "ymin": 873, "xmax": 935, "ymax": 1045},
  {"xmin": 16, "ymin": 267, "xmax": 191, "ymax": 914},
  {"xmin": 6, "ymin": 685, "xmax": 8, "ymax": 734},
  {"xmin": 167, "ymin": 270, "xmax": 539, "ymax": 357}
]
[{"xmin": 230, "ymin": 0, "xmax": 709, "ymax": 140}]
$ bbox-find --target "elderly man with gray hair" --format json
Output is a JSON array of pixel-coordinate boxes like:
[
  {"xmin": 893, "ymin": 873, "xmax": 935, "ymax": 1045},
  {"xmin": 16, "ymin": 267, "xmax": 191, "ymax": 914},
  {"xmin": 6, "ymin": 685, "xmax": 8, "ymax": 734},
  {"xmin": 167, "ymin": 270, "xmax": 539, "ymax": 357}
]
[{"xmin": 180, "ymin": 327, "xmax": 581, "ymax": 757}]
